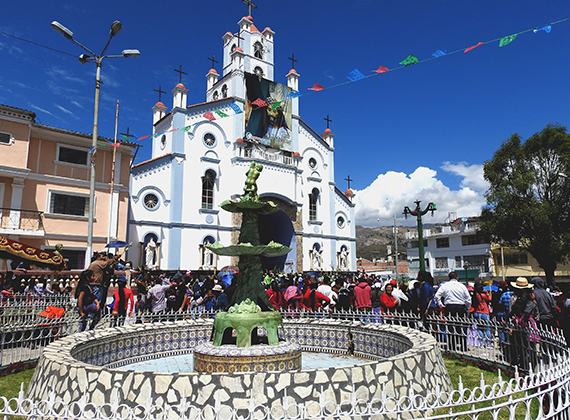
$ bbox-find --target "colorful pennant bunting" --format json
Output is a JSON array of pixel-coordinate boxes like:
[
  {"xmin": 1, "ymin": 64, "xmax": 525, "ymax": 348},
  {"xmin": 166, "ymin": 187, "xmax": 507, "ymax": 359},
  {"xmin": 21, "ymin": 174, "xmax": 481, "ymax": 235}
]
[
  {"xmin": 121, "ymin": 135, "xmax": 130, "ymax": 142},
  {"xmin": 89, "ymin": 146, "xmax": 97, "ymax": 153},
  {"xmin": 137, "ymin": 135, "xmax": 151, "ymax": 141},
  {"xmin": 533, "ymin": 25, "xmax": 552, "ymax": 33},
  {"xmin": 347, "ymin": 69, "xmax": 365, "ymax": 82},
  {"xmin": 182, "ymin": 125, "xmax": 192, "ymax": 132},
  {"xmin": 287, "ymin": 91, "xmax": 302, "ymax": 98},
  {"xmin": 112, "ymin": 143, "xmax": 121, "ymax": 147},
  {"xmin": 499, "ymin": 34, "xmax": 517, "ymax": 47},
  {"xmin": 432, "ymin": 49, "xmax": 447, "ymax": 58},
  {"xmin": 399, "ymin": 54, "xmax": 418, "ymax": 66},
  {"xmin": 308, "ymin": 83, "xmax": 325, "ymax": 91},
  {"xmin": 215, "ymin": 110, "xmax": 229, "ymax": 118},
  {"xmin": 270, "ymin": 101, "xmax": 283, "ymax": 111},
  {"xmin": 203, "ymin": 111, "xmax": 216, "ymax": 121},
  {"xmin": 229, "ymin": 103, "xmax": 243, "ymax": 114},
  {"xmin": 464, "ymin": 42, "xmax": 484, "ymax": 53},
  {"xmin": 252, "ymin": 98, "xmax": 268, "ymax": 107},
  {"xmin": 373, "ymin": 65, "xmax": 390, "ymax": 74}
]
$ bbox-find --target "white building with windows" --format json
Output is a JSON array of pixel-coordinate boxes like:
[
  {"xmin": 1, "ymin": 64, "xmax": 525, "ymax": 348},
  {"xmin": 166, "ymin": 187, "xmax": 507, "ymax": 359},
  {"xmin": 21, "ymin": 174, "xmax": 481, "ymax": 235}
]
[
  {"xmin": 406, "ymin": 217, "xmax": 492, "ymax": 282},
  {"xmin": 127, "ymin": 14, "xmax": 356, "ymax": 273}
]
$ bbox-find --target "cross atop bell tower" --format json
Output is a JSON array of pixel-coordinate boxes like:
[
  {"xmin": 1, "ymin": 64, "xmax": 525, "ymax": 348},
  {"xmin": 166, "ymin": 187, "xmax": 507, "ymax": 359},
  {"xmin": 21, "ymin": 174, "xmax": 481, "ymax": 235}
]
[{"xmin": 242, "ymin": 0, "xmax": 257, "ymax": 16}]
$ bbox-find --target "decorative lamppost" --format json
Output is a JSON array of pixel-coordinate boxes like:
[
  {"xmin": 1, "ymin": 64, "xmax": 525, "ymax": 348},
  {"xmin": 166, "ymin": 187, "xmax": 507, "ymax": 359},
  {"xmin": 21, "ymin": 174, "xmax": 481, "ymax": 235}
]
[
  {"xmin": 51, "ymin": 20, "xmax": 140, "ymax": 267},
  {"xmin": 403, "ymin": 200, "xmax": 437, "ymax": 272}
]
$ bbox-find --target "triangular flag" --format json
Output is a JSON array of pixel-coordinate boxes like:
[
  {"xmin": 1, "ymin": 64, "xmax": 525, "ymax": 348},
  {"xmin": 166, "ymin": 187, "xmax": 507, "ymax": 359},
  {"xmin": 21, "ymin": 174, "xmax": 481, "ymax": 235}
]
[
  {"xmin": 89, "ymin": 146, "xmax": 97, "ymax": 153},
  {"xmin": 399, "ymin": 54, "xmax": 418, "ymax": 66},
  {"xmin": 252, "ymin": 98, "xmax": 268, "ymax": 107},
  {"xmin": 97, "ymin": 142, "xmax": 106, "ymax": 146},
  {"xmin": 182, "ymin": 125, "xmax": 192, "ymax": 132},
  {"xmin": 432, "ymin": 49, "xmax": 447, "ymax": 58},
  {"xmin": 533, "ymin": 25, "xmax": 552, "ymax": 33},
  {"xmin": 346, "ymin": 69, "xmax": 365, "ymax": 82},
  {"xmin": 270, "ymin": 101, "xmax": 283, "ymax": 111},
  {"xmin": 230, "ymin": 103, "xmax": 243, "ymax": 114},
  {"xmin": 169, "ymin": 128, "xmax": 179, "ymax": 132},
  {"xmin": 203, "ymin": 111, "xmax": 215, "ymax": 121},
  {"xmin": 373, "ymin": 65, "xmax": 389, "ymax": 74},
  {"xmin": 464, "ymin": 42, "xmax": 484, "ymax": 53},
  {"xmin": 215, "ymin": 110, "xmax": 229, "ymax": 118},
  {"xmin": 308, "ymin": 83, "xmax": 324, "ymax": 91},
  {"xmin": 286, "ymin": 91, "xmax": 302, "ymax": 98},
  {"xmin": 112, "ymin": 142, "xmax": 121, "ymax": 147},
  {"xmin": 121, "ymin": 134, "xmax": 130, "ymax": 142},
  {"xmin": 137, "ymin": 135, "xmax": 151, "ymax": 141},
  {"xmin": 499, "ymin": 34, "xmax": 517, "ymax": 47}
]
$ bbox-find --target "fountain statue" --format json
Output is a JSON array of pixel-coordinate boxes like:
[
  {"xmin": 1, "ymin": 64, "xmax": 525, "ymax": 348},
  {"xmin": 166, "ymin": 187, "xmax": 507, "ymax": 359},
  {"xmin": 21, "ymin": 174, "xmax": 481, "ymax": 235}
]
[{"xmin": 193, "ymin": 162, "xmax": 300, "ymax": 372}]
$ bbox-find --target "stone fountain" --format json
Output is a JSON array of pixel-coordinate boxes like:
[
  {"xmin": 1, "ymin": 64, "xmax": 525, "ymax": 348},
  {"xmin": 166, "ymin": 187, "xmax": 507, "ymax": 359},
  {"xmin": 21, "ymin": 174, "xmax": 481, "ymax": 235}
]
[{"xmin": 193, "ymin": 162, "xmax": 302, "ymax": 373}]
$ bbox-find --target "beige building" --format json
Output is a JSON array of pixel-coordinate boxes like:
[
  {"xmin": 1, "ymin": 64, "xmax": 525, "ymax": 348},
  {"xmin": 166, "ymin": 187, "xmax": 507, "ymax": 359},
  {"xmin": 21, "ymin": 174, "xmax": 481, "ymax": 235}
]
[
  {"xmin": 491, "ymin": 246, "xmax": 570, "ymax": 282},
  {"xmin": 0, "ymin": 104, "xmax": 135, "ymax": 269}
]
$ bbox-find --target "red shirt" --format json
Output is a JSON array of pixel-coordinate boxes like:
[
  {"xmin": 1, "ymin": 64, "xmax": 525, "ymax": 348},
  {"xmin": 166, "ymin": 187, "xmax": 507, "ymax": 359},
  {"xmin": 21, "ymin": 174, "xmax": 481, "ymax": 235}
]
[
  {"xmin": 380, "ymin": 293, "xmax": 398, "ymax": 313},
  {"xmin": 300, "ymin": 289, "xmax": 330, "ymax": 311},
  {"xmin": 353, "ymin": 282, "xmax": 372, "ymax": 309},
  {"xmin": 472, "ymin": 292, "xmax": 491, "ymax": 314},
  {"xmin": 113, "ymin": 287, "xmax": 134, "ymax": 312}
]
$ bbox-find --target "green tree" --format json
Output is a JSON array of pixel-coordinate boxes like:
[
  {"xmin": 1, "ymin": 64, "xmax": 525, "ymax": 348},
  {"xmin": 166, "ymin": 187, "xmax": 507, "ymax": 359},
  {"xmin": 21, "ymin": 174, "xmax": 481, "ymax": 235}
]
[{"xmin": 480, "ymin": 124, "xmax": 570, "ymax": 287}]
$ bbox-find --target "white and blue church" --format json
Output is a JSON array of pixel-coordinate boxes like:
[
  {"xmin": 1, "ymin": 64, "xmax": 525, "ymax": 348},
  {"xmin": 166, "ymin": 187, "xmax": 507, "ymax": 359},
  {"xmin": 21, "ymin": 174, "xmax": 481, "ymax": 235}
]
[{"xmin": 128, "ymin": 14, "xmax": 356, "ymax": 273}]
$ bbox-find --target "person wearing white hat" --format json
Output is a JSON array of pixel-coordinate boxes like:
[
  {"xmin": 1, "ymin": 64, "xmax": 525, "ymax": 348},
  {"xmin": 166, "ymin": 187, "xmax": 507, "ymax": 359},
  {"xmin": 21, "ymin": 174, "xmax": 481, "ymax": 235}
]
[{"xmin": 508, "ymin": 277, "xmax": 539, "ymax": 368}]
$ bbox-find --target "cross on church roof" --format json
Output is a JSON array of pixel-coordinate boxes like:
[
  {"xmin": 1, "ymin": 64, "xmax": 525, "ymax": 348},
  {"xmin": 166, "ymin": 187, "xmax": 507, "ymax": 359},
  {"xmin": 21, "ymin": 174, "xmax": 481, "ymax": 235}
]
[
  {"xmin": 153, "ymin": 85, "xmax": 167, "ymax": 103},
  {"xmin": 288, "ymin": 54, "xmax": 298, "ymax": 69},
  {"xmin": 207, "ymin": 54, "xmax": 218, "ymax": 69},
  {"xmin": 345, "ymin": 175, "xmax": 353, "ymax": 190},
  {"xmin": 174, "ymin": 65, "xmax": 187, "ymax": 84},
  {"xmin": 234, "ymin": 30, "xmax": 244, "ymax": 48},
  {"xmin": 324, "ymin": 114, "xmax": 333, "ymax": 129},
  {"xmin": 242, "ymin": 0, "xmax": 257, "ymax": 16},
  {"xmin": 120, "ymin": 127, "xmax": 135, "ymax": 141}
]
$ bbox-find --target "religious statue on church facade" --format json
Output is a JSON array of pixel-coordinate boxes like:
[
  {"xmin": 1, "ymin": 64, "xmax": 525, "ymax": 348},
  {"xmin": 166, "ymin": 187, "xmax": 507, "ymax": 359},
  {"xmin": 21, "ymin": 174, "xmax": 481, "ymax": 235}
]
[
  {"xmin": 145, "ymin": 238, "xmax": 157, "ymax": 270},
  {"xmin": 338, "ymin": 249, "xmax": 349, "ymax": 272},
  {"xmin": 310, "ymin": 248, "xmax": 323, "ymax": 271}
]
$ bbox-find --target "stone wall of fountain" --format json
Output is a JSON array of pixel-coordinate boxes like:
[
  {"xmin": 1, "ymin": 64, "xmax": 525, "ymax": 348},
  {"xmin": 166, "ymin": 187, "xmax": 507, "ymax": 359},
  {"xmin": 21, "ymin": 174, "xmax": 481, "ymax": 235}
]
[{"xmin": 27, "ymin": 319, "xmax": 451, "ymax": 408}]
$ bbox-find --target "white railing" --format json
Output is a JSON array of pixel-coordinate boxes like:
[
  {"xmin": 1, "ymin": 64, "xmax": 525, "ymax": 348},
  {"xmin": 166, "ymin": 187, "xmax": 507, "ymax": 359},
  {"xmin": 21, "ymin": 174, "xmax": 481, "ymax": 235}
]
[{"xmin": 0, "ymin": 307, "xmax": 569, "ymax": 419}]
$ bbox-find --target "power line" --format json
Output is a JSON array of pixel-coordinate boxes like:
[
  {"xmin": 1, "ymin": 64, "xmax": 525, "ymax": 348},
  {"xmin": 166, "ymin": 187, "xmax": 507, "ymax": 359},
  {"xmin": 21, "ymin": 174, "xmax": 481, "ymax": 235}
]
[{"xmin": 0, "ymin": 32, "xmax": 76, "ymax": 58}]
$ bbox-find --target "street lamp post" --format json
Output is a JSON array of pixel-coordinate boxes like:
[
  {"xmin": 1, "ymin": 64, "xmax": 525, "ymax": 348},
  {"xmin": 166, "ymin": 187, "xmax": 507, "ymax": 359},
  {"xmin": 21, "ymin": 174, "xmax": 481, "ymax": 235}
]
[
  {"xmin": 403, "ymin": 200, "xmax": 437, "ymax": 273},
  {"xmin": 51, "ymin": 20, "xmax": 140, "ymax": 267}
]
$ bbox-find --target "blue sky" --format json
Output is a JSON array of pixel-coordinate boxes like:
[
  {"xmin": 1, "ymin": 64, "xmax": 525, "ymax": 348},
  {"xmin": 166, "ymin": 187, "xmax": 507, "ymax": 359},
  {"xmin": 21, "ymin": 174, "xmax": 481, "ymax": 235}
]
[{"xmin": 1, "ymin": 0, "xmax": 569, "ymax": 227}]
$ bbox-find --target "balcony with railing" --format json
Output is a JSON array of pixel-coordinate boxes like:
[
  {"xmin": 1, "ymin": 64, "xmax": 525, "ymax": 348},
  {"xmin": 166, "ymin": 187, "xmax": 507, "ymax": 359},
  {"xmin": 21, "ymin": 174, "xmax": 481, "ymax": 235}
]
[
  {"xmin": 405, "ymin": 221, "xmax": 480, "ymax": 240},
  {"xmin": 0, "ymin": 208, "xmax": 45, "ymax": 236},
  {"xmin": 233, "ymin": 141, "xmax": 299, "ymax": 168}
]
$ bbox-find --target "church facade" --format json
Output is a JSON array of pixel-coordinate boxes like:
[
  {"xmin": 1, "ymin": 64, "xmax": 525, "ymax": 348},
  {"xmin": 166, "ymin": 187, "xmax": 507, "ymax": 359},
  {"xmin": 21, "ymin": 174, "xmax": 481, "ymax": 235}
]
[{"xmin": 128, "ymin": 15, "xmax": 356, "ymax": 273}]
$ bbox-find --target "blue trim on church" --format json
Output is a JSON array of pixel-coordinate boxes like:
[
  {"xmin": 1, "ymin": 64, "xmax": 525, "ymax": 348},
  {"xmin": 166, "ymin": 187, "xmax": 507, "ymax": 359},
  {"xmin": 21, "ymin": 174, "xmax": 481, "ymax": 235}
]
[{"xmin": 168, "ymin": 150, "xmax": 185, "ymax": 269}]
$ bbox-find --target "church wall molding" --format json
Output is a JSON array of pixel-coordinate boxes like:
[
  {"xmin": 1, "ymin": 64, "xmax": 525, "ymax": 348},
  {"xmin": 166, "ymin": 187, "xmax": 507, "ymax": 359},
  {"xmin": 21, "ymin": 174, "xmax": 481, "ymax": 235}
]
[
  {"xmin": 258, "ymin": 192, "xmax": 301, "ymax": 208},
  {"xmin": 199, "ymin": 209, "xmax": 219, "ymax": 215},
  {"xmin": 132, "ymin": 185, "xmax": 170, "ymax": 207},
  {"xmin": 130, "ymin": 220, "xmax": 239, "ymax": 232}
]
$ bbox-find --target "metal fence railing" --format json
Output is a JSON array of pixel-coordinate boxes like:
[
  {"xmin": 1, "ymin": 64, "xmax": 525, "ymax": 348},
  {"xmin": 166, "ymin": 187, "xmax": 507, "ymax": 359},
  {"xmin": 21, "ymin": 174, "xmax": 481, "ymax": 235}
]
[{"xmin": 0, "ymin": 301, "xmax": 569, "ymax": 419}]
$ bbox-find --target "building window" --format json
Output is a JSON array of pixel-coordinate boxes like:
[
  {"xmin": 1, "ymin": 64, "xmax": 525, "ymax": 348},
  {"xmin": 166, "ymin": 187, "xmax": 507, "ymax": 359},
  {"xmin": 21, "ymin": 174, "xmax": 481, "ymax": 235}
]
[
  {"xmin": 309, "ymin": 188, "xmax": 319, "ymax": 221},
  {"xmin": 254, "ymin": 42, "xmax": 263, "ymax": 59},
  {"xmin": 436, "ymin": 238, "xmax": 450, "ymax": 248},
  {"xmin": 48, "ymin": 248, "xmax": 84, "ymax": 270},
  {"xmin": 409, "ymin": 240, "xmax": 427, "ymax": 249},
  {"xmin": 504, "ymin": 253, "xmax": 528, "ymax": 265},
  {"xmin": 462, "ymin": 234, "xmax": 483, "ymax": 246},
  {"xmin": 49, "ymin": 193, "xmax": 88, "ymax": 216},
  {"xmin": 308, "ymin": 157, "xmax": 317, "ymax": 169},
  {"xmin": 435, "ymin": 257, "xmax": 448, "ymax": 269},
  {"xmin": 213, "ymin": 91, "xmax": 219, "ymax": 100},
  {"xmin": 0, "ymin": 132, "xmax": 13, "ymax": 145},
  {"xmin": 58, "ymin": 146, "xmax": 88, "ymax": 165},
  {"xmin": 337, "ymin": 216, "xmax": 345, "ymax": 228},
  {"xmin": 221, "ymin": 85, "xmax": 228, "ymax": 98},
  {"xmin": 202, "ymin": 170, "xmax": 216, "ymax": 209},
  {"xmin": 143, "ymin": 193, "xmax": 159, "ymax": 210},
  {"xmin": 455, "ymin": 256, "xmax": 462, "ymax": 268},
  {"xmin": 203, "ymin": 133, "xmax": 216, "ymax": 148},
  {"xmin": 464, "ymin": 255, "xmax": 488, "ymax": 271},
  {"xmin": 254, "ymin": 66, "xmax": 264, "ymax": 77}
]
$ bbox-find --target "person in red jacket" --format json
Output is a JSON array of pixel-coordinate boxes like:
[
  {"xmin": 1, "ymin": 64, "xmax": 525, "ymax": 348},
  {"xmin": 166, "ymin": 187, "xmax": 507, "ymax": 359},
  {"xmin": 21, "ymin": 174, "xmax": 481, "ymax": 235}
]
[
  {"xmin": 112, "ymin": 276, "xmax": 133, "ymax": 327},
  {"xmin": 300, "ymin": 282, "xmax": 330, "ymax": 312},
  {"xmin": 353, "ymin": 278, "xmax": 372, "ymax": 321},
  {"xmin": 471, "ymin": 281, "xmax": 492, "ymax": 347},
  {"xmin": 380, "ymin": 283, "xmax": 400, "ymax": 319}
]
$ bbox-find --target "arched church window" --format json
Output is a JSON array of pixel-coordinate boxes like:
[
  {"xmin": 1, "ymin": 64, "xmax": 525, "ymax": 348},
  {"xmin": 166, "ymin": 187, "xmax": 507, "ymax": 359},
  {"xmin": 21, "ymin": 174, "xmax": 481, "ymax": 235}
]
[
  {"xmin": 254, "ymin": 42, "xmax": 263, "ymax": 59},
  {"xmin": 213, "ymin": 91, "xmax": 219, "ymax": 100},
  {"xmin": 231, "ymin": 44, "xmax": 236, "ymax": 52},
  {"xmin": 203, "ymin": 133, "xmax": 216, "ymax": 147},
  {"xmin": 202, "ymin": 169, "xmax": 216, "ymax": 209},
  {"xmin": 254, "ymin": 66, "xmax": 264, "ymax": 77},
  {"xmin": 309, "ymin": 188, "xmax": 319, "ymax": 221},
  {"xmin": 221, "ymin": 84, "xmax": 228, "ymax": 98}
]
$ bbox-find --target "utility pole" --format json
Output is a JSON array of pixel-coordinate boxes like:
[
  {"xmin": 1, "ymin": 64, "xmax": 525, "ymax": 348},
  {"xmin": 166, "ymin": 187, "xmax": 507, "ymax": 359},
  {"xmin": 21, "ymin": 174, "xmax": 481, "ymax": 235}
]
[{"xmin": 393, "ymin": 214, "xmax": 399, "ymax": 280}]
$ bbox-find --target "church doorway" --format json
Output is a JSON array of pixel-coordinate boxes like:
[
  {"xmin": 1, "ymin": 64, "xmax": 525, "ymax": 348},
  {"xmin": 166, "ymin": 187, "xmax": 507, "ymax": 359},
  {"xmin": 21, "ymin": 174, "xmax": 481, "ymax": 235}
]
[{"xmin": 258, "ymin": 208, "xmax": 296, "ymax": 273}]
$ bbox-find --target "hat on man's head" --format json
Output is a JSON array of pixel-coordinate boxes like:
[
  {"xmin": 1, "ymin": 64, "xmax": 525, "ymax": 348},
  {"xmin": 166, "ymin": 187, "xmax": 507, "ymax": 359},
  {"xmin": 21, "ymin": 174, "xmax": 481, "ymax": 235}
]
[
  {"xmin": 212, "ymin": 284, "xmax": 223, "ymax": 292},
  {"xmin": 117, "ymin": 275, "xmax": 127, "ymax": 283},
  {"xmin": 511, "ymin": 277, "xmax": 533, "ymax": 289},
  {"xmin": 172, "ymin": 272, "xmax": 184, "ymax": 281},
  {"xmin": 498, "ymin": 280, "xmax": 507, "ymax": 288}
]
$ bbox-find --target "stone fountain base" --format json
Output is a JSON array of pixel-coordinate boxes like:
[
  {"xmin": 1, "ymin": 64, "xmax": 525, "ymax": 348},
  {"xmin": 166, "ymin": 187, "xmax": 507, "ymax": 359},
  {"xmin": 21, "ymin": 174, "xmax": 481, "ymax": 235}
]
[{"xmin": 194, "ymin": 341, "xmax": 302, "ymax": 373}]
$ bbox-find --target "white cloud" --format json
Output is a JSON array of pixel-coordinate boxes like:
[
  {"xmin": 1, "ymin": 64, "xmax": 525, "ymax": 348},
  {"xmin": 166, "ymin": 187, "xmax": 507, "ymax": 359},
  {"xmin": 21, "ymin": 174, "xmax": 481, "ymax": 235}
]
[
  {"xmin": 353, "ymin": 164, "xmax": 488, "ymax": 227},
  {"xmin": 55, "ymin": 104, "xmax": 77, "ymax": 117}
]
